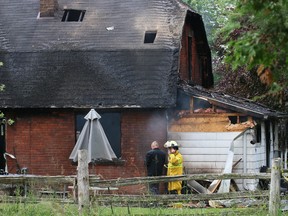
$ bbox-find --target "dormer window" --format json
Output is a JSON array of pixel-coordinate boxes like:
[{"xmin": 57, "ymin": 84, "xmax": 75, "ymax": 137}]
[
  {"xmin": 144, "ymin": 31, "xmax": 157, "ymax": 43},
  {"xmin": 61, "ymin": 9, "xmax": 86, "ymax": 22}
]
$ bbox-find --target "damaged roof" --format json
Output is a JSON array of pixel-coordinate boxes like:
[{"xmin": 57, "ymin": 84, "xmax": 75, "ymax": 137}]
[
  {"xmin": 179, "ymin": 83, "xmax": 288, "ymax": 119},
  {"xmin": 0, "ymin": 0, "xmax": 205, "ymax": 109}
]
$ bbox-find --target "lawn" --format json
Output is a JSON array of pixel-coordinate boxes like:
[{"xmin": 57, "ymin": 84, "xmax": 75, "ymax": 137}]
[{"xmin": 0, "ymin": 202, "xmax": 272, "ymax": 215}]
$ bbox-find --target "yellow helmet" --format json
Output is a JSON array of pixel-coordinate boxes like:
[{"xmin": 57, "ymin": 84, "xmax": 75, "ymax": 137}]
[{"xmin": 164, "ymin": 140, "xmax": 179, "ymax": 148}]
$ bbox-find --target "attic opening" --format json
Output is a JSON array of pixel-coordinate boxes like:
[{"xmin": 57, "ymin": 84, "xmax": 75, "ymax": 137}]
[
  {"xmin": 144, "ymin": 31, "xmax": 157, "ymax": 43},
  {"xmin": 61, "ymin": 9, "xmax": 86, "ymax": 22}
]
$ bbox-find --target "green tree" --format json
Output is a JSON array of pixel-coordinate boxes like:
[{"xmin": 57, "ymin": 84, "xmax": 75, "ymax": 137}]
[
  {"xmin": 221, "ymin": 0, "xmax": 288, "ymax": 84},
  {"xmin": 184, "ymin": 0, "xmax": 287, "ymax": 111},
  {"xmin": 184, "ymin": 0, "xmax": 235, "ymax": 44},
  {"xmin": 0, "ymin": 62, "xmax": 14, "ymax": 125},
  {"xmin": 217, "ymin": 0, "xmax": 288, "ymax": 111}
]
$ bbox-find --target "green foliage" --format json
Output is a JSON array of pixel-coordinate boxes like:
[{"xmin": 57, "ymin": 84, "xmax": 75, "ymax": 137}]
[
  {"xmin": 184, "ymin": 0, "xmax": 287, "ymax": 111},
  {"xmin": 221, "ymin": 0, "xmax": 288, "ymax": 83},
  {"xmin": 183, "ymin": 0, "xmax": 236, "ymax": 45},
  {"xmin": 0, "ymin": 61, "xmax": 11, "ymax": 123},
  {"xmin": 0, "ymin": 84, "xmax": 5, "ymax": 91}
]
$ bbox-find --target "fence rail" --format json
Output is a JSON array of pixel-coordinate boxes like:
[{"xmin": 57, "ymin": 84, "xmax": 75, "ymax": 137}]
[
  {"xmin": 0, "ymin": 151, "xmax": 283, "ymax": 216},
  {"xmin": 91, "ymin": 173, "xmax": 270, "ymax": 187}
]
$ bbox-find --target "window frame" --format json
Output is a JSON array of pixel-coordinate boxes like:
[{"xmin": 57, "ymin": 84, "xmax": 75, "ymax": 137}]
[
  {"xmin": 74, "ymin": 111, "xmax": 124, "ymax": 165},
  {"xmin": 61, "ymin": 9, "xmax": 86, "ymax": 22}
]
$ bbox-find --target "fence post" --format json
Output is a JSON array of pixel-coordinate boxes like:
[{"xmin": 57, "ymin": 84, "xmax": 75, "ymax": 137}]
[
  {"xmin": 269, "ymin": 157, "xmax": 281, "ymax": 216},
  {"xmin": 77, "ymin": 149, "xmax": 90, "ymax": 215}
]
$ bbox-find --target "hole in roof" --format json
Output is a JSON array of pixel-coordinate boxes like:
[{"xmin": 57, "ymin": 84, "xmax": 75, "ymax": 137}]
[
  {"xmin": 61, "ymin": 9, "xmax": 86, "ymax": 22},
  {"xmin": 144, "ymin": 31, "xmax": 157, "ymax": 43}
]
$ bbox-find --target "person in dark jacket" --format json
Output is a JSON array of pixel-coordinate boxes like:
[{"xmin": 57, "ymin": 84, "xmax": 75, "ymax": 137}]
[{"xmin": 145, "ymin": 141, "xmax": 166, "ymax": 194}]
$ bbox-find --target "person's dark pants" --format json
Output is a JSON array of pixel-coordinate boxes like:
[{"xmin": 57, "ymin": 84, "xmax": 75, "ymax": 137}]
[
  {"xmin": 168, "ymin": 190, "xmax": 178, "ymax": 194},
  {"xmin": 149, "ymin": 183, "xmax": 160, "ymax": 194}
]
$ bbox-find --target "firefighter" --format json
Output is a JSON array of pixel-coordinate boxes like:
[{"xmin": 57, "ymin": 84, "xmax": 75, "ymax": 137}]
[{"xmin": 164, "ymin": 140, "xmax": 183, "ymax": 194}]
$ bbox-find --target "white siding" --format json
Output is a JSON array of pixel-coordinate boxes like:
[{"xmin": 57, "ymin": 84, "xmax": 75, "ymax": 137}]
[{"xmin": 168, "ymin": 131, "xmax": 267, "ymax": 191}]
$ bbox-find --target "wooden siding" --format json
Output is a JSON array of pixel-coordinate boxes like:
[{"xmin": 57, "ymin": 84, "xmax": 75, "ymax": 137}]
[{"xmin": 169, "ymin": 114, "xmax": 254, "ymax": 132}]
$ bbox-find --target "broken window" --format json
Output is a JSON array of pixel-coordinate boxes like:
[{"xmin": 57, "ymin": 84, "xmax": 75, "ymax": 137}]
[
  {"xmin": 228, "ymin": 115, "xmax": 249, "ymax": 124},
  {"xmin": 61, "ymin": 9, "xmax": 86, "ymax": 22},
  {"xmin": 228, "ymin": 116, "xmax": 238, "ymax": 124},
  {"xmin": 144, "ymin": 31, "xmax": 157, "ymax": 43}
]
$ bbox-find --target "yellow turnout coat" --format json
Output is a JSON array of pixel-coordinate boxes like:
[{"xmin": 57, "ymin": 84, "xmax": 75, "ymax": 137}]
[{"xmin": 167, "ymin": 150, "xmax": 183, "ymax": 194}]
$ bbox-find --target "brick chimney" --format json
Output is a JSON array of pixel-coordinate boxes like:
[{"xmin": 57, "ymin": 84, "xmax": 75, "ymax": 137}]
[{"xmin": 40, "ymin": 0, "xmax": 58, "ymax": 17}]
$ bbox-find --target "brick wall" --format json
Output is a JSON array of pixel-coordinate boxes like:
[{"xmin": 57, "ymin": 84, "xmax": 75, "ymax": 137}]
[
  {"xmin": 91, "ymin": 109, "xmax": 168, "ymax": 193},
  {"xmin": 5, "ymin": 109, "xmax": 168, "ymax": 194},
  {"xmin": 6, "ymin": 109, "xmax": 76, "ymax": 175}
]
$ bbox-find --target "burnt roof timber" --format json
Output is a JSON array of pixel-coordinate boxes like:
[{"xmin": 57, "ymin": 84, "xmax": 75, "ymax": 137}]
[{"xmin": 179, "ymin": 83, "xmax": 288, "ymax": 119}]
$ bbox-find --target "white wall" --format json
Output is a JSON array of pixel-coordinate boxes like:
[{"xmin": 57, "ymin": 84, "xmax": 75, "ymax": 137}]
[{"xmin": 168, "ymin": 131, "xmax": 267, "ymax": 191}]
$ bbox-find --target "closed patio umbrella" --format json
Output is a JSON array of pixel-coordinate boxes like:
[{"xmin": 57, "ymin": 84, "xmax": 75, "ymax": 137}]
[{"xmin": 69, "ymin": 109, "xmax": 117, "ymax": 163}]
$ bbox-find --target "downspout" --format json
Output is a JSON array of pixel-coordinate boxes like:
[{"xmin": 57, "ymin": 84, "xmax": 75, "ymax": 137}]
[
  {"xmin": 285, "ymin": 121, "xmax": 288, "ymax": 169},
  {"xmin": 274, "ymin": 121, "xmax": 279, "ymax": 158},
  {"xmin": 269, "ymin": 122, "xmax": 274, "ymax": 167},
  {"xmin": 242, "ymin": 123, "xmax": 266, "ymax": 190},
  {"xmin": 285, "ymin": 142, "xmax": 288, "ymax": 170},
  {"xmin": 261, "ymin": 122, "xmax": 266, "ymax": 165},
  {"xmin": 243, "ymin": 130, "xmax": 249, "ymax": 190},
  {"xmin": 243, "ymin": 128, "xmax": 258, "ymax": 190}
]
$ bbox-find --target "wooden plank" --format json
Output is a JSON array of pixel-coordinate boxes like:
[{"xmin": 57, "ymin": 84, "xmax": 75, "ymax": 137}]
[
  {"xmin": 93, "ymin": 191, "xmax": 269, "ymax": 202},
  {"xmin": 0, "ymin": 175, "xmax": 75, "ymax": 184},
  {"xmin": 208, "ymin": 179, "xmax": 222, "ymax": 193},
  {"xmin": 89, "ymin": 186, "xmax": 118, "ymax": 196},
  {"xmin": 208, "ymin": 158, "xmax": 242, "ymax": 193},
  {"xmin": 187, "ymin": 180, "xmax": 211, "ymax": 194},
  {"xmin": 89, "ymin": 186, "xmax": 118, "ymax": 191},
  {"xmin": 217, "ymin": 131, "xmax": 247, "ymax": 193},
  {"xmin": 40, "ymin": 190, "xmax": 68, "ymax": 197},
  {"xmin": 91, "ymin": 173, "xmax": 270, "ymax": 187}
]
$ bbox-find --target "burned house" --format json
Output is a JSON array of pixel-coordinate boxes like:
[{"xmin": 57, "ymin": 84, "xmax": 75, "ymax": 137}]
[
  {"xmin": 0, "ymin": 0, "xmax": 286, "ymax": 193},
  {"xmin": 0, "ymin": 0, "xmax": 212, "ymax": 192},
  {"xmin": 171, "ymin": 83, "xmax": 287, "ymax": 191}
]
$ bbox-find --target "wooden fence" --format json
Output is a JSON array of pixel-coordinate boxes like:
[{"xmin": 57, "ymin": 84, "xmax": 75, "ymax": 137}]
[{"xmin": 0, "ymin": 150, "xmax": 284, "ymax": 216}]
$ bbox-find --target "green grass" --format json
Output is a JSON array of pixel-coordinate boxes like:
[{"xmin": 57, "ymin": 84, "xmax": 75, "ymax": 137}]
[{"xmin": 0, "ymin": 202, "xmax": 272, "ymax": 216}]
